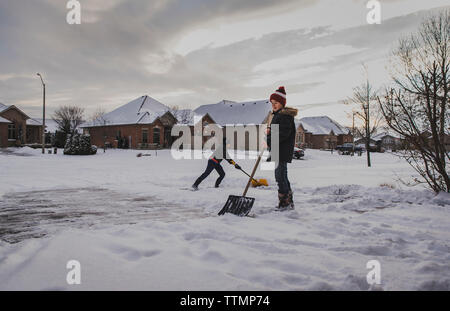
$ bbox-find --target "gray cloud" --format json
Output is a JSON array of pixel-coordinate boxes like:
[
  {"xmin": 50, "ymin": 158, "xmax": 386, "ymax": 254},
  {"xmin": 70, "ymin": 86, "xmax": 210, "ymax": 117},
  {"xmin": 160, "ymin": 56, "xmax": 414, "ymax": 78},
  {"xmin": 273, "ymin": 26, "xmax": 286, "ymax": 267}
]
[
  {"xmin": 0, "ymin": 0, "xmax": 315, "ymax": 114},
  {"xmin": 0, "ymin": 0, "xmax": 448, "ymax": 119}
]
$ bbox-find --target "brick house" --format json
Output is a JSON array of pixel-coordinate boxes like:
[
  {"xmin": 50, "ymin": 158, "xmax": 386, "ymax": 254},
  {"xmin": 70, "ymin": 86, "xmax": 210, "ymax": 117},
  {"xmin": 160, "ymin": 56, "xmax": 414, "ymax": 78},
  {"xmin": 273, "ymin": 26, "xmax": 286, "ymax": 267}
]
[
  {"xmin": 171, "ymin": 110, "xmax": 218, "ymax": 148},
  {"xmin": 0, "ymin": 116, "xmax": 10, "ymax": 148},
  {"xmin": 371, "ymin": 132, "xmax": 402, "ymax": 151},
  {"xmin": 192, "ymin": 99, "xmax": 272, "ymax": 150},
  {"xmin": 295, "ymin": 116, "xmax": 352, "ymax": 149},
  {"xmin": 0, "ymin": 102, "xmax": 43, "ymax": 147},
  {"xmin": 80, "ymin": 95, "xmax": 178, "ymax": 149}
]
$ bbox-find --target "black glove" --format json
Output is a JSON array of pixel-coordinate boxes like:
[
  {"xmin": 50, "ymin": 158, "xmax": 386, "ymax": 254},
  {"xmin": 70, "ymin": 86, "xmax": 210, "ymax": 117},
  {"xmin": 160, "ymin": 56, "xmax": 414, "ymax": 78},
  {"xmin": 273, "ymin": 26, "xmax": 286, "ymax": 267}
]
[{"xmin": 234, "ymin": 164, "xmax": 241, "ymax": 170}]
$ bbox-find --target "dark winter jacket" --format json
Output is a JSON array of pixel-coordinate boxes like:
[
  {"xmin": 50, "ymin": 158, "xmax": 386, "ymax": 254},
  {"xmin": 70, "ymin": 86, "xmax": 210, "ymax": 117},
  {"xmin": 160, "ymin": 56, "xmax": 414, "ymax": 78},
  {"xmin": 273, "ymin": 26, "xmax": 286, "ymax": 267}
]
[{"xmin": 267, "ymin": 107, "xmax": 298, "ymax": 163}]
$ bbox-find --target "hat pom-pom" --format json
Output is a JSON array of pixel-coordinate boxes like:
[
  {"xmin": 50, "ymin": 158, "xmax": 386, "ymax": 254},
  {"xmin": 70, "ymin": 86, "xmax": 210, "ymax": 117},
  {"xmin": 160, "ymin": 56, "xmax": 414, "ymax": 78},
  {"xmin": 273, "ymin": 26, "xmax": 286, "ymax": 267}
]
[{"xmin": 278, "ymin": 86, "xmax": 286, "ymax": 94}]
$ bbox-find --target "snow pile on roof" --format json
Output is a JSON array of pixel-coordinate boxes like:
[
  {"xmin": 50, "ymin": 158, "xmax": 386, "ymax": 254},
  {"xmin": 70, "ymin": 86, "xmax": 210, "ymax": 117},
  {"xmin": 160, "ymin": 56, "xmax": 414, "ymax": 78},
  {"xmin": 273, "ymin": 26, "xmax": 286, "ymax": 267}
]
[
  {"xmin": 0, "ymin": 116, "xmax": 11, "ymax": 123},
  {"xmin": 82, "ymin": 96, "xmax": 170, "ymax": 127},
  {"xmin": 372, "ymin": 131, "xmax": 401, "ymax": 141},
  {"xmin": 299, "ymin": 116, "xmax": 349, "ymax": 135},
  {"xmin": 26, "ymin": 118, "xmax": 42, "ymax": 126},
  {"xmin": 194, "ymin": 100, "xmax": 272, "ymax": 126}
]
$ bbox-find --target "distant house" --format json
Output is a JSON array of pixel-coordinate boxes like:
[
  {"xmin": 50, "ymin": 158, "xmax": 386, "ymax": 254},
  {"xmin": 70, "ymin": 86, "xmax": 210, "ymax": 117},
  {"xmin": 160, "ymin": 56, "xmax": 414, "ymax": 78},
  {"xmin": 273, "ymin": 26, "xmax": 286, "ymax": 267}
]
[
  {"xmin": 295, "ymin": 116, "xmax": 353, "ymax": 149},
  {"xmin": 193, "ymin": 100, "xmax": 272, "ymax": 150},
  {"xmin": 354, "ymin": 131, "xmax": 403, "ymax": 151},
  {"xmin": 372, "ymin": 132, "xmax": 402, "ymax": 151},
  {"xmin": 0, "ymin": 102, "xmax": 43, "ymax": 147},
  {"xmin": 80, "ymin": 96, "xmax": 177, "ymax": 149},
  {"xmin": 397, "ymin": 131, "xmax": 450, "ymax": 152}
]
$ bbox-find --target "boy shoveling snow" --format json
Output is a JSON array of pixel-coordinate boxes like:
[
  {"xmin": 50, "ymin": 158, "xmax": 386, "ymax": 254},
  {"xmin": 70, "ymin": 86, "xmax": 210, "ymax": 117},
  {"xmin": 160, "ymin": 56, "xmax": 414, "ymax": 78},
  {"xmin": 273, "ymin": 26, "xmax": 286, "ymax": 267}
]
[
  {"xmin": 266, "ymin": 86, "xmax": 298, "ymax": 210},
  {"xmin": 192, "ymin": 138, "xmax": 241, "ymax": 190}
]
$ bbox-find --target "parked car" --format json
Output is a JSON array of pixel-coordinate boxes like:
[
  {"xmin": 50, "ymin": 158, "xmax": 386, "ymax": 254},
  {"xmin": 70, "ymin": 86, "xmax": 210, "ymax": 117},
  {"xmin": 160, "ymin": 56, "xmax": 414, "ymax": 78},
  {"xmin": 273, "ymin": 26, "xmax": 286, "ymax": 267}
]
[
  {"xmin": 293, "ymin": 147, "xmax": 305, "ymax": 159},
  {"xmin": 335, "ymin": 143, "xmax": 363, "ymax": 155},
  {"xmin": 356, "ymin": 143, "xmax": 384, "ymax": 153}
]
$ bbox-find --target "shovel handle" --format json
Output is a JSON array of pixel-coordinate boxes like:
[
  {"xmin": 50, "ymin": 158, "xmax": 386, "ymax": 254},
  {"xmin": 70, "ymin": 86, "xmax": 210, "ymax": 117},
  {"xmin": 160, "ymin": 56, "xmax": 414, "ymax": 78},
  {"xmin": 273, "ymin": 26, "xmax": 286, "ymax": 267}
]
[
  {"xmin": 238, "ymin": 168, "xmax": 259, "ymax": 183},
  {"xmin": 243, "ymin": 147, "xmax": 265, "ymax": 196},
  {"xmin": 242, "ymin": 112, "xmax": 273, "ymax": 197}
]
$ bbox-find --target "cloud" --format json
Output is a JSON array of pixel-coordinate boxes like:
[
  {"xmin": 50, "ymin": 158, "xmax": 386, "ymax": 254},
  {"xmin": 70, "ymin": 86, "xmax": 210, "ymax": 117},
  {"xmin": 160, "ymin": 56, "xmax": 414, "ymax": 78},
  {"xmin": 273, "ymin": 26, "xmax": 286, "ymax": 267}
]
[{"xmin": 0, "ymin": 0, "xmax": 448, "ymax": 125}]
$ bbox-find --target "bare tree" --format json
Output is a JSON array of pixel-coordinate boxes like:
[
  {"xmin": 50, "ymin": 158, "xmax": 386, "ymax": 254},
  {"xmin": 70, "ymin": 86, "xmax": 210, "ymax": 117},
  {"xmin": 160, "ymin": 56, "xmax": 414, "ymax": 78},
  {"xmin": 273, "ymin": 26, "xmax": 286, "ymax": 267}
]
[
  {"xmin": 53, "ymin": 105, "xmax": 85, "ymax": 140},
  {"xmin": 378, "ymin": 10, "xmax": 449, "ymax": 192},
  {"xmin": 91, "ymin": 106, "xmax": 109, "ymax": 126},
  {"xmin": 90, "ymin": 106, "xmax": 110, "ymax": 152},
  {"xmin": 346, "ymin": 77, "xmax": 383, "ymax": 167},
  {"xmin": 170, "ymin": 105, "xmax": 192, "ymax": 124}
]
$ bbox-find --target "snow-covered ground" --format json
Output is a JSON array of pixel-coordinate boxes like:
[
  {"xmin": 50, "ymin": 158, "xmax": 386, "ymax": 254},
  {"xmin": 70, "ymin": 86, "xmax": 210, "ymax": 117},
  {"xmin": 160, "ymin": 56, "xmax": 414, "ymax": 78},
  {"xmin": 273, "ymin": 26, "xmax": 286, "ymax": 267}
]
[{"xmin": 0, "ymin": 147, "xmax": 449, "ymax": 290}]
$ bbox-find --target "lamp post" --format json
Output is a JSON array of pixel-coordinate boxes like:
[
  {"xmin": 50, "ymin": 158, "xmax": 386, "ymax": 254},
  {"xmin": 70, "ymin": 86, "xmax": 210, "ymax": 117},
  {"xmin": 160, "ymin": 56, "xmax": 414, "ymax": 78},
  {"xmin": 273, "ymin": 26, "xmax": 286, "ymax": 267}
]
[
  {"xmin": 37, "ymin": 73, "xmax": 45, "ymax": 154},
  {"xmin": 352, "ymin": 111, "xmax": 356, "ymax": 156}
]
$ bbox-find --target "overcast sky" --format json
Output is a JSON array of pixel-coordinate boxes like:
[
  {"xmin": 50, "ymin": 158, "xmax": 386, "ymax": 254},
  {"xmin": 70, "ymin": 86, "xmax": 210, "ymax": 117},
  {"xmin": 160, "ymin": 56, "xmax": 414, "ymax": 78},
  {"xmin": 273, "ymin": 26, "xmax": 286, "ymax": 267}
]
[{"xmin": 0, "ymin": 0, "xmax": 448, "ymax": 126}]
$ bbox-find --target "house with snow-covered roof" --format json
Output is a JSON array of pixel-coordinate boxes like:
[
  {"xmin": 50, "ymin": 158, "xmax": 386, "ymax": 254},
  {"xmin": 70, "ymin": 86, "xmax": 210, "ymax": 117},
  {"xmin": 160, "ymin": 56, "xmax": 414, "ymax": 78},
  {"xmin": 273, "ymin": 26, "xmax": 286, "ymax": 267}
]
[
  {"xmin": 355, "ymin": 131, "xmax": 403, "ymax": 151},
  {"xmin": 194, "ymin": 100, "xmax": 272, "ymax": 126},
  {"xmin": 0, "ymin": 102, "xmax": 43, "ymax": 147},
  {"xmin": 192, "ymin": 100, "xmax": 272, "ymax": 150},
  {"xmin": 295, "ymin": 116, "xmax": 353, "ymax": 149},
  {"xmin": 80, "ymin": 95, "xmax": 178, "ymax": 149}
]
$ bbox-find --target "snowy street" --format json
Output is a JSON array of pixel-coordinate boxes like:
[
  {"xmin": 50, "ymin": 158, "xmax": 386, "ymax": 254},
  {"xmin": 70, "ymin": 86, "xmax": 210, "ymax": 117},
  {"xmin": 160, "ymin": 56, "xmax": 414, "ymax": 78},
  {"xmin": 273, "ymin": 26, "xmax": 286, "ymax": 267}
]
[{"xmin": 0, "ymin": 147, "xmax": 449, "ymax": 290}]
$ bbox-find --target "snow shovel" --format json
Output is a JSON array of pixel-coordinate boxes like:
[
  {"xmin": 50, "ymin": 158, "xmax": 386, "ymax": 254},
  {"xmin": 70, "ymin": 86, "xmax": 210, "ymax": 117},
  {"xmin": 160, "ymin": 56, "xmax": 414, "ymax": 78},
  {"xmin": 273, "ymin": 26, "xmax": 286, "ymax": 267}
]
[
  {"xmin": 218, "ymin": 112, "xmax": 273, "ymax": 216},
  {"xmin": 218, "ymin": 148, "xmax": 266, "ymax": 216}
]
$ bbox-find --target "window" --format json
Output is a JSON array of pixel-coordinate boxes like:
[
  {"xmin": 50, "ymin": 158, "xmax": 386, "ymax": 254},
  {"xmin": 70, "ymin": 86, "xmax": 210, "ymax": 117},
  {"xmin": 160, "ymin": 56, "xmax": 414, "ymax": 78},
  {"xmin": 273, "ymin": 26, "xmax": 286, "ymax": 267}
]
[
  {"xmin": 8, "ymin": 123, "xmax": 16, "ymax": 140},
  {"xmin": 153, "ymin": 127, "xmax": 160, "ymax": 144},
  {"xmin": 142, "ymin": 128, "xmax": 148, "ymax": 143}
]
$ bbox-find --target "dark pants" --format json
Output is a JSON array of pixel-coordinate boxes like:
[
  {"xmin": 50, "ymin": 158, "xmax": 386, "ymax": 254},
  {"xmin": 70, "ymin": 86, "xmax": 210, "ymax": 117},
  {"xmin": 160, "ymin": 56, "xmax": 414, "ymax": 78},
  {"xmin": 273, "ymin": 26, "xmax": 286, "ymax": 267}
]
[
  {"xmin": 275, "ymin": 161, "xmax": 291, "ymax": 194},
  {"xmin": 194, "ymin": 159, "xmax": 225, "ymax": 187}
]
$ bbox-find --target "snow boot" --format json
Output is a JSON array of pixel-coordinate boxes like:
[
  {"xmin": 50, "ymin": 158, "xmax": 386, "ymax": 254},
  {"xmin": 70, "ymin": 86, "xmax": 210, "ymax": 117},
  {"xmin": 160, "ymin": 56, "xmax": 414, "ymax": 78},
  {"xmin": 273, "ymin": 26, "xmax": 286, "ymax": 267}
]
[
  {"xmin": 191, "ymin": 183, "xmax": 199, "ymax": 191},
  {"xmin": 288, "ymin": 190, "xmax": 294, "ymax": 209},
  {"xmin": 215, "ymin": 179, "xmax": 221, "ymax": 188},
  {"xmin": 277, "ymin": 192, "xmax": 290, "ymax": 210}
]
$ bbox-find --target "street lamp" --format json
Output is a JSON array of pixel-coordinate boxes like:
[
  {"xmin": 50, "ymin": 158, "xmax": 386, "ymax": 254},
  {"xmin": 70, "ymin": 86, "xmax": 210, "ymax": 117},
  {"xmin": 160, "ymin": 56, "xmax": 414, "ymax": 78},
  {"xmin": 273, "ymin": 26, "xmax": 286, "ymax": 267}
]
[{"xmin": 37, "ymin": 73, "xmax": 46, "ymax": 154}]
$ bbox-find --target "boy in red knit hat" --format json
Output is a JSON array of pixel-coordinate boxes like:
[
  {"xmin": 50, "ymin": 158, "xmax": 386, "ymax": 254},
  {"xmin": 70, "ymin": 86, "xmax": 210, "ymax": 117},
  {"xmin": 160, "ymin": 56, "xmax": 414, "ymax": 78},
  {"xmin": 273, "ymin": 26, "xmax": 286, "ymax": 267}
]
[{"xmin": 266, "ymin": 86, "xmax": 298, "ymax": 209}]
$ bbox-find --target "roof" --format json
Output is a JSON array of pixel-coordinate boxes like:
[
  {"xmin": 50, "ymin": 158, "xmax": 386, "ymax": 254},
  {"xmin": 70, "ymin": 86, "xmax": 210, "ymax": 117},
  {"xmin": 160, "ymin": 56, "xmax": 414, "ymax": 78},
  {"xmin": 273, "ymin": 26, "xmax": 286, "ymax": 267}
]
[
  {"xmin": 0, "ymin": 103, "xmax": 8, "ymax": 113},
  {"xmin": 81, "ymin": 95, "xmax": 171, "ymax": 127},
  {"xmin": 26, "ymin": 118, "xmax": 42, "ymax": 126},
  {"xmin": 0, "ymin": 102, "xmax": 31, "ymax": 119},
  {"xmin": 194, "ymin": 100, "xmax": 272, "ymax": 126},
  {"xmin": 0, "ymin": 116, "xmax": 11, "ymax": 123},
  {"xmin": 298, "ymin": 116, "xmax": 349, "ymax": 135},
  {"xmin": 372, "ymin": 131, "xmax": 402, "ymax": 141}
]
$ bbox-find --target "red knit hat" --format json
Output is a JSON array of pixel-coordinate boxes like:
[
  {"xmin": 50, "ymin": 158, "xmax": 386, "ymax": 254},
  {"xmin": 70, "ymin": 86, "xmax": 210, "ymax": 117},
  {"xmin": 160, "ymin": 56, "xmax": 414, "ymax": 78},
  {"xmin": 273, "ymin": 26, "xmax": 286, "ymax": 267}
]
[{"xmin": 270, "ymin": 86, "xmax": 286, "ymax": 106}]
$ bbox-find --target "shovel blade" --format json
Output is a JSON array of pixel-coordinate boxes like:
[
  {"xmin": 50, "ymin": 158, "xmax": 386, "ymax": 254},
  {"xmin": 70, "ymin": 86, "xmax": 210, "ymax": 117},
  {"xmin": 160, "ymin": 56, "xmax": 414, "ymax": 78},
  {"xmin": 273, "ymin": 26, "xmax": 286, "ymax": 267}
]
[{"xmin": 218, "ymin": 195, "xmax": 255, "ymax": 216}]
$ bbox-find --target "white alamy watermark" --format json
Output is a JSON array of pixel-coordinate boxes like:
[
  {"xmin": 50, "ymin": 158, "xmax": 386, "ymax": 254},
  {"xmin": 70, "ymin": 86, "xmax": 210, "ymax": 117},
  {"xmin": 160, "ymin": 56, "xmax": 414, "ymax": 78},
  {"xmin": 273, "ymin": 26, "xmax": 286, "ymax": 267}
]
[
  {"xmin": 66, "ymin": 259, "xmax": 81, "ymax": 285},
  {"xmin": 66, "ymin": 0, "xmax": 81, "ymax": 25},
  {"xmin": 170, "ymin": 116, "xmax": 279, "ymax": 171},
  {"xmin": 366, "ymin": 259, "xmax": 381, "ymax": 285},
  {"xmin": 366, "ymin": 0, "xmax": 381, "ymax": 24}
]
